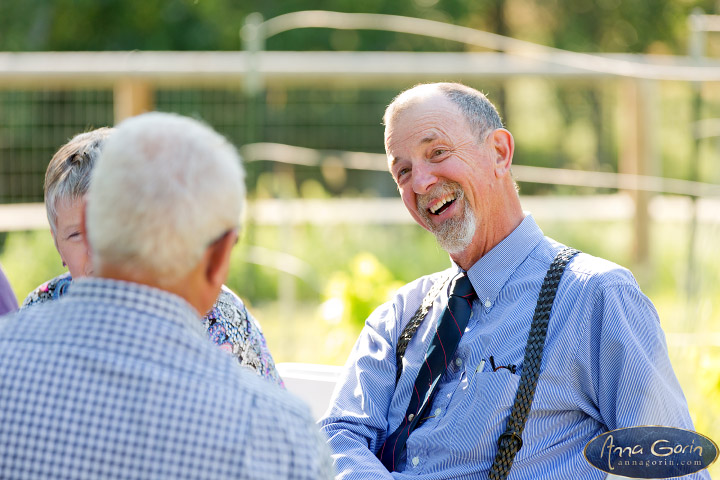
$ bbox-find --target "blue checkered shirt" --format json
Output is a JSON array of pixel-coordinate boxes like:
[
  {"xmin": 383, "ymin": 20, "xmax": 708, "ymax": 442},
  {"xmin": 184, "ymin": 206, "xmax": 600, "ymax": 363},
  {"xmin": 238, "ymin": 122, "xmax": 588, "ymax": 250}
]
[
  {"xmin": 0, "ymin": 277, "xmax": 333, "ymax": 479},
  {"xmin": 320, "ymin": 215, "xmax": 706, "ymax": 479}
]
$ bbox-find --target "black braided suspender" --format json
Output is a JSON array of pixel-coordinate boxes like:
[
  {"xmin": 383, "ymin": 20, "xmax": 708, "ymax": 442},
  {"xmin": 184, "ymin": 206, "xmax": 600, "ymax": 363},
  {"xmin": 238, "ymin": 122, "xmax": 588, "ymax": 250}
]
[
  {"xmin": 392, "ymin": 248, "xmax": 580, "ymax": 478},
  {"xmin": 488, "ymin": 247, "xmax": 580, "ymax": 480},
  {"xmin": 394, "ymin": 272, "xmax": 452, "ymax": 384}
]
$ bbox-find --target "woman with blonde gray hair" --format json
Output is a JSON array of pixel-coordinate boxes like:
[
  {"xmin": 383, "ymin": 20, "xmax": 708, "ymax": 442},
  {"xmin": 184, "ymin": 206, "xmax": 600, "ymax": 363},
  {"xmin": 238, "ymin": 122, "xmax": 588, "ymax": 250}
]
[{"xmin": 22, "ymin": 127, "xmax": 283, "ymax": 386}]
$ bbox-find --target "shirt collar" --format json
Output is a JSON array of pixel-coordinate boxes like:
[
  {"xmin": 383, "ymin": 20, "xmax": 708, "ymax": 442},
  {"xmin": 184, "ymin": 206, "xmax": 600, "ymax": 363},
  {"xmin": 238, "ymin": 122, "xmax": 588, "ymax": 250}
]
[
  {"xmin": 68, "ymin": 277, "xmax": 207, "ymax": 340},
  {"xmin": 465, "ymin": 214, "xmax": 544, "ymax": 307}
]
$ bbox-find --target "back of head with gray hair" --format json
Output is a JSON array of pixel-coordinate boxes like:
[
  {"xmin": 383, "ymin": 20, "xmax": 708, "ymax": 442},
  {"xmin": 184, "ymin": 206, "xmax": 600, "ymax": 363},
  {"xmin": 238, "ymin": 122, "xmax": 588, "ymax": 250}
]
[
  {"xmin": 86, "ymin": 112, "xmax": 245, "ymax": 284},
  {"xmin": 44, "ymin": 128, "xmax": 114, "ymax": 233},
  {"xmin": 384, "ymin": 82, "xmax": 504, "ymax": 141}
]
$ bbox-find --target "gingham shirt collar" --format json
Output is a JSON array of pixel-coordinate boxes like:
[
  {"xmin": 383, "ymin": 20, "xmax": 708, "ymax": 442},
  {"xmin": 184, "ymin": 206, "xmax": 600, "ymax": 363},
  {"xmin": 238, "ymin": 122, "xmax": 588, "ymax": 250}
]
[{"xmin": 69, "ymin": 276, "xmax": 207, "ymax": 340}]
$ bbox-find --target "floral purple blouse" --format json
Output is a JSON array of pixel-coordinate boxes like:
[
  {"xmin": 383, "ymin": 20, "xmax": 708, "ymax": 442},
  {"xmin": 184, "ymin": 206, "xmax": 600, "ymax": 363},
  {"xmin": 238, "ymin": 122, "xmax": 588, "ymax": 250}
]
[{"xmin": 22, "ymin": 273, "xmax": 283, "ymax": 387}]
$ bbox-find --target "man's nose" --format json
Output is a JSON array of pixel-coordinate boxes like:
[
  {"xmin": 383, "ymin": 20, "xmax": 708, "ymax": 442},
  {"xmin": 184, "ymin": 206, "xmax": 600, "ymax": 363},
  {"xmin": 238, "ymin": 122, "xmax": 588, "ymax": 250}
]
[{"xmin": 412, "ymin": 162, "xmax": 438, "ymax": 195}]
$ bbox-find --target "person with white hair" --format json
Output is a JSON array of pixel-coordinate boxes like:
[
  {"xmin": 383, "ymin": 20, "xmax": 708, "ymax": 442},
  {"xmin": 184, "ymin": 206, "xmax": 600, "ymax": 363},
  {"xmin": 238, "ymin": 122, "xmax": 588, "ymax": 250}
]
[
  {"xmin": 0, "ymin": 112, "xmax": 333, "ymax": 479},
  {"xmin": 22, "ymin": 127, "xmax": 282, "ymax": 385}
]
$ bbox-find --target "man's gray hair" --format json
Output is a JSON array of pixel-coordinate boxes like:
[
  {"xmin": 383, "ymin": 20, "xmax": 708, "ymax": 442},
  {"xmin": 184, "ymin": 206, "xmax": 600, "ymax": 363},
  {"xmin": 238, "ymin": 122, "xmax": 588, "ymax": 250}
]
[
  {"xmin": 44, "ymin": 128, "xmax": 114, "ymax": 233},
  {"xmin": 384, "ymin": 82, "xmax": 504, "ymax": 140},
  {"xmin": 87, "ymin": 112, "xmax": 245, "ymax": 284}
]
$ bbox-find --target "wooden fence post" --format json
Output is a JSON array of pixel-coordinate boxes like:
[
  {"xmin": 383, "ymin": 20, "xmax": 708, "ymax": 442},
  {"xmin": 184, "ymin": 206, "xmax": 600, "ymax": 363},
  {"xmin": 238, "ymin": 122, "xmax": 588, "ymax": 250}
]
[
  {"xmin": 618, "ymin": 78, "xmax": 658, "ymax": 274},
  {"xmin": 114, "ymin": 79, "xmax": 153, "ymax": 124}
]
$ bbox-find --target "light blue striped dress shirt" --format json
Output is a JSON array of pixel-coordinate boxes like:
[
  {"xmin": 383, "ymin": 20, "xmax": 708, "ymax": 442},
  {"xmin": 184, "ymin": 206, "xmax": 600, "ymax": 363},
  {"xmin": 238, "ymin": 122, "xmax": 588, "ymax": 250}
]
[{"xmin": 320, "ymin": 215, "xmax": 706, "ymax": 479}]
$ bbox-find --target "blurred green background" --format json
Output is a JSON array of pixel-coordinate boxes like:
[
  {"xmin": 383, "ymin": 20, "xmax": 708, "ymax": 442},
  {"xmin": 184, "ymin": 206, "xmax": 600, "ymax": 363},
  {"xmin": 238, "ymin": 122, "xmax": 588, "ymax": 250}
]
[{"xmin": 1, "ymin": 0, "xmax": 720, "ymax": 475}]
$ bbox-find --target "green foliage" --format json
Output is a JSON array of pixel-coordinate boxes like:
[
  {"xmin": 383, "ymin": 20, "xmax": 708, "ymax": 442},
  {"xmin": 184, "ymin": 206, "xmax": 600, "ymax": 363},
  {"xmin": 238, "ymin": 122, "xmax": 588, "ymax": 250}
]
[
  {"xmin": 219, "ymin": 220, "xmax": 448, "ymax": 305},
  {"xmin": 0, "ymin": 0, "xmax": 714, "ymax": 54},
  {"xmin": 322, "ymin": 252, "xmax": 405, "ymax": 327},
  {"xmin": 0, "ymin": 230, "xmax": 65, "ymax": 303},
  {"xmin": 5, "ymin": 215, "xmax": 720, "ymax": 329},
  {"xmin": 0, "ymin": 0, "xmax": 247, "ymax": 51}
]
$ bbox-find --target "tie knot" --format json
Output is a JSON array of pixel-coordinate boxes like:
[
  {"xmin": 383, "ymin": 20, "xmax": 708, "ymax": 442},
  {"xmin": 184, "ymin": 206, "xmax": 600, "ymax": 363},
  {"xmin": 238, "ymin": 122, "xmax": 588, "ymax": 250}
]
[{"xmin": 449, "ymin": 273, "xmax": 476, "ymax": 300}]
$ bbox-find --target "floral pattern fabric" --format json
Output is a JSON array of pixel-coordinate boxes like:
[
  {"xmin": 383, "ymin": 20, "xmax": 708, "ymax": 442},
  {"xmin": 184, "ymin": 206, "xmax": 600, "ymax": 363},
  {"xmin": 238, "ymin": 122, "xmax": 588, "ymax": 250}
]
[
  {"xmin": 22, "ymin": 274, "xmax": 283, "ymax": 387},
  {"xmin": 21, "ymin": 272, "xmax": 73, "ymax": 307}
]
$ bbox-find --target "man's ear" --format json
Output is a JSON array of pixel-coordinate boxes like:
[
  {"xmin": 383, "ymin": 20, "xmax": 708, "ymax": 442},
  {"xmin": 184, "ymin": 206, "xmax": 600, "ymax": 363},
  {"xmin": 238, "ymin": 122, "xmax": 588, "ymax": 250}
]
[
  {"xmin": 205, "ymin": 230, "xmax": 237, "ymax": 289},
  {"xmin": 491, "ymin": 128, "xmax": 515, "ymax": 177}
]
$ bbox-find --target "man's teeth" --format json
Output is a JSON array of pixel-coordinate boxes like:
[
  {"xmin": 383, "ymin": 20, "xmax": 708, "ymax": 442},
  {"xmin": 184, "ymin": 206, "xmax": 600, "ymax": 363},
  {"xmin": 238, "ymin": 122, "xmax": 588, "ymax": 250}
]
[{"xmin": 429, "ymin": 193, "xmax": 457, "ymax": 214}]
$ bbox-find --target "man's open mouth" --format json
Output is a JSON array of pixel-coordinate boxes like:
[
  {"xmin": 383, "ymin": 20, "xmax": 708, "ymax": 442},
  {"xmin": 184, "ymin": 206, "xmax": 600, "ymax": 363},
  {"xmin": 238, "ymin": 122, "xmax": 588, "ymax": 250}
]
[{"xmin": 428, "ymin": 192, "xmax": 457, "ymax": 215}]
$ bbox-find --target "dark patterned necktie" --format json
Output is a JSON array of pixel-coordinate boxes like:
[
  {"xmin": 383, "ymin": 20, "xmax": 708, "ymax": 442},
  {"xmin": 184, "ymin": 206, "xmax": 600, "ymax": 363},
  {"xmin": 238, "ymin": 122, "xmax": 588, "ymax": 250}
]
[{"xmin": 378, "ymin": 272, "xmax": 476, "ymax": 471}]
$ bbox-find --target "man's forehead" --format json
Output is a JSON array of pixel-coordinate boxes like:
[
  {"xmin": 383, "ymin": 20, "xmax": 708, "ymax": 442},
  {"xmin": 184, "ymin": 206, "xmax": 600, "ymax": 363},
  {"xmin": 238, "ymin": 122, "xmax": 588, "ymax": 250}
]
[
  {"xmin": 386, "ymin": 125, "xmax": 439, "ymax": 149},
  {"xmin": 385, "ymin": 124, "xmax": 444, "ymax": 170},
  {"xmin": 386, "ymin": 99, "xmax": 461, "ymax": 145}
]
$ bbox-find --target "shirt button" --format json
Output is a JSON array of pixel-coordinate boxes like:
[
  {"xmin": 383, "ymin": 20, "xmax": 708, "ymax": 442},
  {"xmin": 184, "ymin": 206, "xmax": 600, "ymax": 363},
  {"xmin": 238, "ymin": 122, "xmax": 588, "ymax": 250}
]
[
  {"xmin": 446, "ymin": 393, "xmax": 452, "ymax": 398},
  {"xmin": 434, "ymin": 408, "xmax": 442, "ymax": 416},
  {"xmin": 455, "ymin": 357, "xmax": 463, "ymax": 367},
  {"xmin": 484, "ymin": 299, "xmax": 492, "ymax": 308},
  {"xmin": 408, "ymin": 413, "xmax": 415, "ymax": 422},
  {"xmin": 412, "ymin": 456, "xmax": 420, "ymax": 466}
]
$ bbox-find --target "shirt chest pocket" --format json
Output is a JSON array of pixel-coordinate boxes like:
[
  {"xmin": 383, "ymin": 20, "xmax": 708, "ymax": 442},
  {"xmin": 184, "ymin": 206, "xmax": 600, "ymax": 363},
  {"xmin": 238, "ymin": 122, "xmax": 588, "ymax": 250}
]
[
  {"xmin": 427, "ymin": 370, "xmax": 522, "ymax": 462},
  {"xmin": 458, "ymin": 370, "xmax": 521, "ymax": 434}
]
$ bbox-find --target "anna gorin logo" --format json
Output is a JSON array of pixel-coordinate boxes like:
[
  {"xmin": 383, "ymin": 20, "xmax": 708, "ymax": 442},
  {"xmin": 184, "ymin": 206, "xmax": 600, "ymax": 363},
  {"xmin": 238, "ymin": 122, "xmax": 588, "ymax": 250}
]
[{"xmin": 584, "ymin": 426, "xmax": 718, "ymax": 478}]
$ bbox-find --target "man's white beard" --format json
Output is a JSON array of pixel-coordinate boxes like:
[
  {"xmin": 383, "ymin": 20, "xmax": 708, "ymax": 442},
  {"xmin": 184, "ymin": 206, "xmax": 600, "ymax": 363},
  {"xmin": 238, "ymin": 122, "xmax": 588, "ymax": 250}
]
[
  {"xmin": 433, "ymin": 199, "xmax": 476, "ymax": 254},
  {"xmin": 418, "ymin": 184, "xmax": 476, "ymax": 255}
]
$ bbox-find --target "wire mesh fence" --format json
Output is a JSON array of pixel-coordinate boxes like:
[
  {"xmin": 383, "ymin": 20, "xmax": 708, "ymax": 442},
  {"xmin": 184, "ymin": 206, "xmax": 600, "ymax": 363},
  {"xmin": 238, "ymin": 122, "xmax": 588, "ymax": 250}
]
[
  {"xmin": 0, "ymin": 80, "xmax": 656, "ymax": 204},
  {"xmin": 0, "ymin": 89, "xmax": 113, "ymax": 203},
  {"xmin": 0, "ymin": 85, "xmax": 409, "ymax": 204}
]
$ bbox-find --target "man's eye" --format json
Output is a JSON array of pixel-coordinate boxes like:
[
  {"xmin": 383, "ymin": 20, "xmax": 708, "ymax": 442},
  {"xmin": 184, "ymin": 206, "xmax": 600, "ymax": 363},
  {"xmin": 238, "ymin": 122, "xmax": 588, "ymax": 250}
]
[
  {"xmin": 432, "ymin": 149, "xmax": 446, "ymax": 157},
  {"xmin": 67, "ymin": 232, "xmax": 82, "ymax": 240},
  {"xmin": 397, "ymin": 167, "xmax": 410, "ymax": 179}
]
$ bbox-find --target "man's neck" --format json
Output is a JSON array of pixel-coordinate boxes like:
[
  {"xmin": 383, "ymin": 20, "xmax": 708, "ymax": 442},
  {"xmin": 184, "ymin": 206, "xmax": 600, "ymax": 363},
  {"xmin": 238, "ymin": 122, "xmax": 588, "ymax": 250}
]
[
  {"xmin": 96, "ymin": 265, "xmax": 206, "ymax": 317},
  {"xmin": 450, "ymin": 207, "xmax": 525, "ymax": 271}
]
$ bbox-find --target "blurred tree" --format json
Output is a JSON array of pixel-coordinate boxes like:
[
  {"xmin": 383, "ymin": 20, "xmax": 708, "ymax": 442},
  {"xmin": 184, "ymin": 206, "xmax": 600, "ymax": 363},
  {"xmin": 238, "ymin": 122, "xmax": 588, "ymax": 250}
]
[
  {"xmin": 494, "ymin": 0, "xmax": 720, "ymax": 178},
  {"xmin": 1, "ymin": 0, "xmax": 715, "ymax": 54},
  {"xmin": 0, "ymin": 0, "xmax": 247, "ymax": 51}
]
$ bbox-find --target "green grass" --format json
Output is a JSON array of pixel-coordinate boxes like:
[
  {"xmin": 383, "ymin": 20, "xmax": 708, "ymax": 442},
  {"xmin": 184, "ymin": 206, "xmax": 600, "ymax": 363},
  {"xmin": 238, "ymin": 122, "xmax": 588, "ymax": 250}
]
[{"xmin": 1, "ymin": 230, "xmax": 66, "ymax": 304}]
